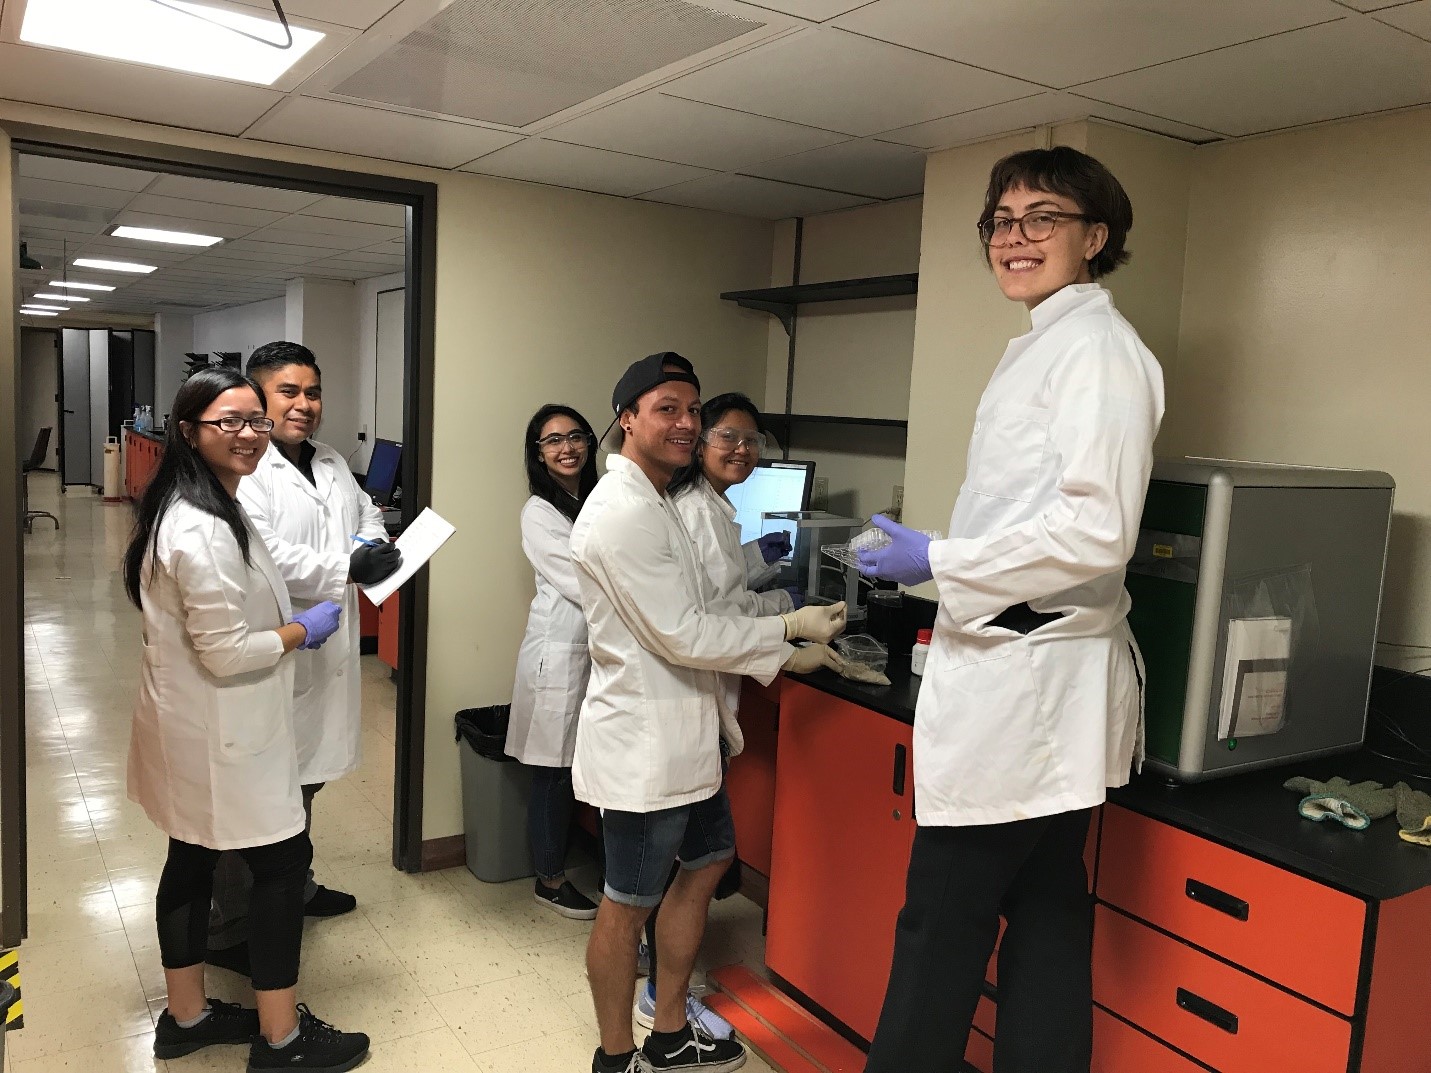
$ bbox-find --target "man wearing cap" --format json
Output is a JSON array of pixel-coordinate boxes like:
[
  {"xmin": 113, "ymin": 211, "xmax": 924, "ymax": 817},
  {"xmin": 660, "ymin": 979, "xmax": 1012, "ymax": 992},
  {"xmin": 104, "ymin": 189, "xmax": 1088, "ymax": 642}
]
[{"xmin": 573, "ymin": 352, "xmax": 847, "ymax": 1073}]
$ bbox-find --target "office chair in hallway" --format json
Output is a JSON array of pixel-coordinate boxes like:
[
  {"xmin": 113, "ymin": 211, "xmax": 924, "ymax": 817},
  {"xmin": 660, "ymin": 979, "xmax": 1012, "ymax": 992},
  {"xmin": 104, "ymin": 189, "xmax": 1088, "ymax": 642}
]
[{"xmin": 22, "ymin": 427, "xmax": 59, "ymax": 534}]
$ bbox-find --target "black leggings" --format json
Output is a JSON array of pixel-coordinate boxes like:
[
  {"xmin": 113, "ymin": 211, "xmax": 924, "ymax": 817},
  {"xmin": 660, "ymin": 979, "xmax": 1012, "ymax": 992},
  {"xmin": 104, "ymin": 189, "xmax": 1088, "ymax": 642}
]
[{"xmin": 157, "ymin": 831, "xmax": 312, "ymax": 991}]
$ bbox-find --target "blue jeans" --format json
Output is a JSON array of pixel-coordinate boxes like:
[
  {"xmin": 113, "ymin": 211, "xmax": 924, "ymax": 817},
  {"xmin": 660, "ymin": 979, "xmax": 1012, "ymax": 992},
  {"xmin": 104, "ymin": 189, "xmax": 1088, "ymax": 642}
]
[
  {"xmin": 528, "ymin": 764, "xmax": 576, "ymax": 882},
  {"xmin": 600, "ymin": 784, "xmax": 737, "ymax": 908}
]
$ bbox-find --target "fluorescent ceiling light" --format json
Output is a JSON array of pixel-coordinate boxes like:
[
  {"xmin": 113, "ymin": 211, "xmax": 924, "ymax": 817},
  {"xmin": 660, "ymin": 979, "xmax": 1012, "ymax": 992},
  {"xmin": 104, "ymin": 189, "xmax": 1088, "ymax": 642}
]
[
  {"xmin": 21, "ymin": 305, "xmax": 66, "ymax": 313},
  {"xmin": 110, "ymin": 225, "xmax": 223, "ymax": 247},
  {"xmin": 49, "ymin": 280, "xmax": 116, "ymax": 291},
  {"xmin": 20, "ymin": 0, "xmax": 324, "ymax": 86},
  {"xmin": 74, "ymin": 258, "xmax": 157, "ymax": 274},
  {"xmin": 20, "ymin": 310, "xmax": 60, "ymax": 317},
  {"xmin": 32, "ymin": 293, "xmax": 90, "ymax": 302}
]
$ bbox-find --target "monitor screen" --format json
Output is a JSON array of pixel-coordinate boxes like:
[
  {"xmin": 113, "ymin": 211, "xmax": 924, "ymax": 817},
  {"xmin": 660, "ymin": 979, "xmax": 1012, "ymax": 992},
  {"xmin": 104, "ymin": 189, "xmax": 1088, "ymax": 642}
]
[
  {"xmin": 725, "ymin": 460, "xmax": 815, "ymax": 547},
  {"xmin": 365, "ymin": 438, "xmax": 402, "ymax": 506}
]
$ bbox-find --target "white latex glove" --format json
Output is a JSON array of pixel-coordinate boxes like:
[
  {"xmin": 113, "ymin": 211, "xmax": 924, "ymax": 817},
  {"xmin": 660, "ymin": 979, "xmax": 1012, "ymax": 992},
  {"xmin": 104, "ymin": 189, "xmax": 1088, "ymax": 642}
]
[
  {"xmin": 782, "ymin": 643, "xmax": 846, "ymax": 675},
  {"xmin": 781, "ymin": 601, "xmax": 847, "ymax": 644}
]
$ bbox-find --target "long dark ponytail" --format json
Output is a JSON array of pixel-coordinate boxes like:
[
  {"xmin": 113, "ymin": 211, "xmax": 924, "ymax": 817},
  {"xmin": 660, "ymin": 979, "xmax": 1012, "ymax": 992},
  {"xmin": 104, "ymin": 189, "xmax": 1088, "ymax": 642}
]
[
  {"xmin": 123, "ymin": 367, "xmax": 268, "ymax": 608},
  {"xmin": 524, "ymin": 404, "xmax": 599, "ymax": 523}
]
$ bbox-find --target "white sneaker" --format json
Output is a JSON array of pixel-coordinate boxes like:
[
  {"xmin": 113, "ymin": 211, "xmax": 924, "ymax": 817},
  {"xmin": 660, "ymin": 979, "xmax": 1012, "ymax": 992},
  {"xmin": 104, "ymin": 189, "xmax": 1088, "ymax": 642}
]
[{"xmin": 633, "ymin": 982, "xmax": 735, "ymax": 1040}]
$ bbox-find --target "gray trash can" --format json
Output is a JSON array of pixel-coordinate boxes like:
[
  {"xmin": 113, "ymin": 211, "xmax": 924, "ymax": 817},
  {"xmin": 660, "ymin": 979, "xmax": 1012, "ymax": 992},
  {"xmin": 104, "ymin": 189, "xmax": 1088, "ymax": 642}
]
[
  {"xmin": 0, "ymin": 979, "xmax": 15, "ymax": 1064},
  {"xmin": 455, "ymin": 706, "xmax": 534, "ymax": 883}
]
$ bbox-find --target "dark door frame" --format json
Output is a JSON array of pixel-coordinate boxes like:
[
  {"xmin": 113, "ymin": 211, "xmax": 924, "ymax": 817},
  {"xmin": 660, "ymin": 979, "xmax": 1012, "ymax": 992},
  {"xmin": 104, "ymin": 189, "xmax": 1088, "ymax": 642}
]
[{"xmin": 1, "ymin": 123, "xmax": 438, "ymax": 948}]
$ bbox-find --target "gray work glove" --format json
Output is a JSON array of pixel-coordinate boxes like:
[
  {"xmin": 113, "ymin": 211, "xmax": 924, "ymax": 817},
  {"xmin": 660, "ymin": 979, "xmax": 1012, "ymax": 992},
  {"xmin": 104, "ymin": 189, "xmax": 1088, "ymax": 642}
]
[
  {"xmin": 1283, "ymin": 776, "xmax": 1397, "ymax": 831},
  {"xmin": 1393, "ymin": 782, "xmax": 1431, "ymax": 846}
]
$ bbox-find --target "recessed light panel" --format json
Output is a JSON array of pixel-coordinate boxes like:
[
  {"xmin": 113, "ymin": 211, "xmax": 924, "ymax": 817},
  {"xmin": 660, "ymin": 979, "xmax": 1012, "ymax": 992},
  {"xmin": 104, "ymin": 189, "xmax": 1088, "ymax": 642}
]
[
  {"xmin": 74, "ymin": 259, "xmax": 157, "ymax": 274},
  {"xmin": 110, "ymin": 225, "xmax": 223, "ymax": 247},
  {"xmin": 21, "ymin": 0, "xmax": 325, "ymax": 86},
  {"xmin": 32, "ymin": 293, "xmax": 90, "ymax": 302},
  {"xmin": 21, "ymin": 311, "xmax": 60, "ymax": 317},
  {"xmin": 48, "ymin": 281, "xmax": 116, "ymax": 291},
  {"xmin": 21, "ymin": 305, "xmax": 65, "ymax": 313}
]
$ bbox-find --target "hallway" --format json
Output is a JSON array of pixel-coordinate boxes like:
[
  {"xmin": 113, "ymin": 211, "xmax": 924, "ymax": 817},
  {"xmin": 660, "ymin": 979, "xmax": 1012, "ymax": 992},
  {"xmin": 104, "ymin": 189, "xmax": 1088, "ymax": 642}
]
[{"xmin": 15, "ymin": 474, "xmax": 770, "ymax": 1072}]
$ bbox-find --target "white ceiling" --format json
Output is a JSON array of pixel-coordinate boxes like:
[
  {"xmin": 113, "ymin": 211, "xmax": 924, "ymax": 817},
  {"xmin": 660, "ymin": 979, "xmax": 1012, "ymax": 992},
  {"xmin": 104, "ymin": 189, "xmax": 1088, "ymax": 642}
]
[
  {"xmin": 0, "ymin": 0, "xmax": 1430, "ymax": 220},
  {"xmin": 15, "ymin": 153, "xmax": 406, "ymax": 319}
]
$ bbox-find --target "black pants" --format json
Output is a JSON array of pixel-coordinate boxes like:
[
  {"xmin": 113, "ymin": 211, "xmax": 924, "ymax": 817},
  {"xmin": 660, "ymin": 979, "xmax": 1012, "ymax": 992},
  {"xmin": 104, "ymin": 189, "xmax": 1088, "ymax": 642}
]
[
  {"xmin": 864, "ymin": 809, "xmax": 1094, "ymax": 1073},
  {"xmin": 157, "ymin": 831, "xmax": 312, "ymax": 991}
]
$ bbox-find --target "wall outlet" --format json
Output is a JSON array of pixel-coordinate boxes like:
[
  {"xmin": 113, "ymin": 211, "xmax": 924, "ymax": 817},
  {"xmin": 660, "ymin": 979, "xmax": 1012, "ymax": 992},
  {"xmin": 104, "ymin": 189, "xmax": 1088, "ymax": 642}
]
[
  {"xmin": 811, "ymin": 477, "xmax": 829, "ymax": 510},
  {"xmin": 358, "ymin": 423, "xmax": 368, "ymax": 443},
  {"xmin": 892, "ymin": 484, "xmax": 904, "ymax": 513}
]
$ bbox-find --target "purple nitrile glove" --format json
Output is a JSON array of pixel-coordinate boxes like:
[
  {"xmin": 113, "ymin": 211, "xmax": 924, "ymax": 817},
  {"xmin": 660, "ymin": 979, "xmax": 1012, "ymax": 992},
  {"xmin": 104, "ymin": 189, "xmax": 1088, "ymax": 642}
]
[
  {"xmin": 757, "ymin": 531, "xmax": 792, "ymax": 564},
  {"xmin": 292, "ymin": 600, "xmax": 342, "ymax": 650},
  {"xmin": 784, "ymin": 587, "xmax": 806, "ymax": 610},
  {"xmin": 856, "ymin": 514, "xmax": 934, "ymax": 586}
]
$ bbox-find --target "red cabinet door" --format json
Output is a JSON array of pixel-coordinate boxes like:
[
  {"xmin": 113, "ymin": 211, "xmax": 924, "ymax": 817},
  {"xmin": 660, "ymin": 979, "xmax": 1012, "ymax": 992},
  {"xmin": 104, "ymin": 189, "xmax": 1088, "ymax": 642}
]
[
  {"xmin": 726, "ymin": 680, "xmax": 779, "ymax": 877},
  {"xmin": 766, "ymin": 680, "xmax": 915, "ymax": 1043},
  {"xmin": 377, "ymin": 591, "xmax": 399, "ymax": 669}
]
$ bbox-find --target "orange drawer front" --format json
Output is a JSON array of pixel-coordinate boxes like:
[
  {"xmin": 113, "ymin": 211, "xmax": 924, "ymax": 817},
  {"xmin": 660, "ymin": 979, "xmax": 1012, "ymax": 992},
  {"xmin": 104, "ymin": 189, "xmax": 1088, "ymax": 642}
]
[
  {"xmin": 1094, "ymin": 906, "xmax": 1351, "ymax": 1073},
  {"xmin": 964, "ymin": 1027, "xmax": 993, "ymax": 1073},
  {"xmin": 1097, "ymin": 805, "xmax": 1365, "ymax": 1015},
  {"xmin": 1094, "ymin": 1005, "xmax": 1209, "ymax": 1073},
  {"xmin": 972, "ymin": 995, "xmax": 995, "ymax": 1038}
]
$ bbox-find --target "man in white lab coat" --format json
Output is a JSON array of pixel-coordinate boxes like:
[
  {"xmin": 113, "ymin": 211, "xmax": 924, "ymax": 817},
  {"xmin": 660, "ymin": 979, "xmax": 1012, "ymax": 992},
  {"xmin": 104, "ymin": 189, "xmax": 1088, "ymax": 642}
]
[
  {"xmin": 859, "ymin": 148, "xmax": 1164, "ymax": 1073},
  {"xmin": 206, "ymin": 341, "xmax": 403, "ymax": 972},
  {"xmin": 572, "ymin": 352, "xmax": 847, "ymax": 1073}
]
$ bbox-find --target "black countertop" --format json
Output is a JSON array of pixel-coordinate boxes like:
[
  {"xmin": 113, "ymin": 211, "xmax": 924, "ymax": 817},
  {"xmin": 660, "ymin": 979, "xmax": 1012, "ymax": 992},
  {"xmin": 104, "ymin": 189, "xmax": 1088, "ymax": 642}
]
[
  {"xmin": 786, "ymin": 661, "xmax": 1431, "ymax": 902},
  {"xmin": 125, "ymin": 427, "xmax": 165, "ymax": 442}
]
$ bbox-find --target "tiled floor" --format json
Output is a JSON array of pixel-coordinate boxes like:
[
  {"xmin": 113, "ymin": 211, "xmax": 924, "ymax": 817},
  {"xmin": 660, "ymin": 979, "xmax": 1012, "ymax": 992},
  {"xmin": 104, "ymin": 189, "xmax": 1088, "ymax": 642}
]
[{"xmin": 16, "ymin": 474, "xmax": 774, "ymax": 1073}]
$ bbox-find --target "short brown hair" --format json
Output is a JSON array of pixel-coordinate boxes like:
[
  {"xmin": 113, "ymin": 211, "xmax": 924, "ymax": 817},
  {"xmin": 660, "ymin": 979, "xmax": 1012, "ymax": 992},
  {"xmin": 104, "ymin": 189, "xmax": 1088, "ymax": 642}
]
[{"xmin": 978, "ymin": 146, "xmax": 1133, "ymax": 279}]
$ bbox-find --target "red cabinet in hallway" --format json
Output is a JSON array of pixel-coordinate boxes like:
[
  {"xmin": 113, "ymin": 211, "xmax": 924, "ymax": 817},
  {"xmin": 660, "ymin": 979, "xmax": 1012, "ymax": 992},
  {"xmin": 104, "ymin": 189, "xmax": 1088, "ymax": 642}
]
[{"xmin": 765, "ymin": 679, "xmax": 915, "ymax": 1042}]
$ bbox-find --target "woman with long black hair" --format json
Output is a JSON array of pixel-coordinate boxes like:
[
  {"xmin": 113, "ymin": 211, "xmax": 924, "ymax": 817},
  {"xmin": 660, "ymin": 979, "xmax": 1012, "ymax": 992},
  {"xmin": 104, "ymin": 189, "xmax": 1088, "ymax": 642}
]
[
  {"xmin": 506, "ymin": 403, "xmax": 602, "ymax": 918},
  {"xmin": 123, "ymin": 367, "xmax": 368, "ymax": 1072}
]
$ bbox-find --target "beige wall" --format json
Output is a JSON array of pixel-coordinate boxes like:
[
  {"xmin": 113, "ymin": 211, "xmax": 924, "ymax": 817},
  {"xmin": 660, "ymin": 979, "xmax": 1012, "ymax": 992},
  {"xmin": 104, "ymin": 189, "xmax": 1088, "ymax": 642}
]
[
  {"xmin": 0, "ymin": 101, "xmax": 773, "ymax": 842},
  {"xmin": 1171, "ymin": 108, "xmax": 1431, "ymax": 648}
]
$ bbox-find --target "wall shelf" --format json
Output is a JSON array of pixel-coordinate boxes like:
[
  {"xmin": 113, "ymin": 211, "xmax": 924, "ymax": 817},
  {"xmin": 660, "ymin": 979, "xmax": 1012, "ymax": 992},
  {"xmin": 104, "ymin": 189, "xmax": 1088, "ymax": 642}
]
[{"xmin": 721, "ymin": 273, "xmax": 918, "ymax": 334}]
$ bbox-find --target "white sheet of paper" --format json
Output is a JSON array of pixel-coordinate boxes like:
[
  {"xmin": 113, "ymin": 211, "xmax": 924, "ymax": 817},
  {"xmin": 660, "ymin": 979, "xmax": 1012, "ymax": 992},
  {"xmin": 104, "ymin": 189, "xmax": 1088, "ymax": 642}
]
[
  {"xmin": 360, "ymin": 507, "xmax": 456, "ymax": 606},
  {"xmin": 1217, "ymin": 616, "xmax": 1291, "ymax": 740}
]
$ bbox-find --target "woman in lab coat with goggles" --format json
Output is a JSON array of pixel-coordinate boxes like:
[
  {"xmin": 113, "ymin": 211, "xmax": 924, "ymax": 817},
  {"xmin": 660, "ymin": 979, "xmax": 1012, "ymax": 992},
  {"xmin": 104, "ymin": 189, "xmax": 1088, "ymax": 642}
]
[
  {"xmin": 123, "ymin": 367, "xmax": 367, "ymax": 1071},
  {"xmin": 859, "ymin": 146, "xmax": 1164, "ymax": 1073},
  {"xmin": 506, "ymin": 404, "xmax": 602, "ymax": 919}
]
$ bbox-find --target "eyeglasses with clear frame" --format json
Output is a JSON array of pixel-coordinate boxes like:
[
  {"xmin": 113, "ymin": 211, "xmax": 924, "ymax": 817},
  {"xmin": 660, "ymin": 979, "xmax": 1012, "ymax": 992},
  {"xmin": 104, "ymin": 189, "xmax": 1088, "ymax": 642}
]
[
  {"xmin": 196, "ymin": 416, "xmax": 275, "ymax": 433},
  {"xmin": 701, "ymin": 427, "xmax": 767, "ymax": 454},
  {"xmin": 977, "ymin": 211, "xmax": 1091, "ymax": 247},
  {"xmin": 535, "ymin": 431, "xmax": 593, "ymax": 450}
]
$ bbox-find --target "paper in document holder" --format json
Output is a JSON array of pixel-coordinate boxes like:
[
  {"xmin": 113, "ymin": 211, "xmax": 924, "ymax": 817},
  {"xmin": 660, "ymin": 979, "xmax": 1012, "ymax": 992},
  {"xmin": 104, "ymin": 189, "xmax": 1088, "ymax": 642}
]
[
  {"xmin": 360, "ymin": 508, "xmax": 456, "ymax": 606},
  {"xmin": 1217, "ymin": 616, "xmax": 1291, "ymax": 740}
]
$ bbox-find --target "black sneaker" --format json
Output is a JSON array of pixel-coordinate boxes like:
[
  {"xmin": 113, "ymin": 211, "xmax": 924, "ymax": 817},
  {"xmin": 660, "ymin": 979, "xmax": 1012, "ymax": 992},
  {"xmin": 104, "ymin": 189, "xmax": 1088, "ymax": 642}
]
[
  {"xmin": 534, "ymin": 879, "xmax": 599, "ymax": 920},
  {"xmin": 206, "ymin": 941, "xmax": 251, "ymax": 978},
  {"xmin": 593, "ymin": 1048, "xmax": 654, "ymax": 1073},
  {"xmin": 154, "ymin": 998, "xmax": 259, "ymax": 1059},
  {"xmin": 246, "ymin": 1004, "xmax": 370, "ymax": 1073},
  {"xmin": 642, "ymin": 1023, "xmax": 746, "ymax": 1072},
  {"xmin": 304, "ymin": 885, "xmax": 357, "ymax": 918}
]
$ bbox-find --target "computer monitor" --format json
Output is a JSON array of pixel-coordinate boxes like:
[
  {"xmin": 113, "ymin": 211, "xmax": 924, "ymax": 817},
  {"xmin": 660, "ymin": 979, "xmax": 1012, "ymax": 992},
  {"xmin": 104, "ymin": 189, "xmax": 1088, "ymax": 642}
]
[
  {"xmin": 725, "ymin": 460, "xmax": 815, "ymax": 547},
  {"xmin": 364, "ymin": 438, "xmax": 402, "ymax": 507}
]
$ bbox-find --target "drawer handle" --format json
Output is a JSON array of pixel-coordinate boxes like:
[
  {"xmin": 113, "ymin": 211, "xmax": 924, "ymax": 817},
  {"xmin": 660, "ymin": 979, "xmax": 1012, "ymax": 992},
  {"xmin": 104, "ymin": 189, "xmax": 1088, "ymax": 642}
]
[
  {"xmin": 1176, "ymin": 988, "xmax": 1239, "ymax": 1035},
  {"xmin": 892, "ymin": 744, "xmax": 907, "ymax": 796},
  {"xmin": 1185, "ymin": 878, "xmax": 1249, "ymax": 921}
]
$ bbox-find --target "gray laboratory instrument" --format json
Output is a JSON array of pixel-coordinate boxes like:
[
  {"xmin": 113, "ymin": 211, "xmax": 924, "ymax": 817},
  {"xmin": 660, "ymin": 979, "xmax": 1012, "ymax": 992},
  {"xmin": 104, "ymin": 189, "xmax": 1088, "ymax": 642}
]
[{"xmin": 1126, "ymin": 458, "xmax": 1394, "ymax": 782}]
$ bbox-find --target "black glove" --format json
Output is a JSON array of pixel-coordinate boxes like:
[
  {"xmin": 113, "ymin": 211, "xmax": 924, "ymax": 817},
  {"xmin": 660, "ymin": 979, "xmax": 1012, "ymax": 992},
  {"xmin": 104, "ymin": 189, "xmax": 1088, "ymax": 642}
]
[{"xmin": 350, "ymin": 541, "xmax": 402, "ymax": 584}]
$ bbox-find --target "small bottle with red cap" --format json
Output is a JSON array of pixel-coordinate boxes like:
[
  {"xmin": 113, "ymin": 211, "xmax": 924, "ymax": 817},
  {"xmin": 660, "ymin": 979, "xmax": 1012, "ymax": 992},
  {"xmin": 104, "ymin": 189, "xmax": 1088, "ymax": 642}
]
[{"xmin": 910, "ymin": 628, "xmax": 932, "ymax": 676}]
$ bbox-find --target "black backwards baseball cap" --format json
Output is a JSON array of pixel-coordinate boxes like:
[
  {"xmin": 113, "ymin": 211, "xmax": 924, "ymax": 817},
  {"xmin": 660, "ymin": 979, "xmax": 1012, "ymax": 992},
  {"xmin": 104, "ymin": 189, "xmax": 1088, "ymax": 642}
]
[{"xmin": 599, "ymin": 351, "xmax": 701, "ymax": 452}]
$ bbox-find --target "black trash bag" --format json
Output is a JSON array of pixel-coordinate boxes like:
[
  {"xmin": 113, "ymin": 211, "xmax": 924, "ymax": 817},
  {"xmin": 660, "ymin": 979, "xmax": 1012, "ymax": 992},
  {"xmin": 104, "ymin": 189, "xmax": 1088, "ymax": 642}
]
[{"xmin": 454, "ymin": 705, "xmax": 515, "ymax": 763}]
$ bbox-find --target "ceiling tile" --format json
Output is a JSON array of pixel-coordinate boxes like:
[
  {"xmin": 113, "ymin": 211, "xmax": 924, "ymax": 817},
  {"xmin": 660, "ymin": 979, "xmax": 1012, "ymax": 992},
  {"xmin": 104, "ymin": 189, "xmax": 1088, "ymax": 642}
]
[
  {"xmin": 296, "ymin": 197, "xmax": 407, "ymax": 227},
  {"xmin": 460, "ymin": 139, "xmax": 714, "ymax": 197},
  {"xmin": 146, "ymin": 176, "xmax": 324, "ymax": 212},
  {"xmin": 216, "ymin": 240, "xmax": 328, "ymax": 265},
  {"xmin": 880, "ymin": 91, "xmax": 1221, "ymax": 149},
  {"xmin": 545, "ymin": 92, "xmax": 845, "ymax": 170},
  {"xmin": 0, "ymin": 43, "xmax": 283, "ymax": 136},
  {"xmin": 1374, "ymin": 1, "xmax": 1431, "ymax": 41},
  {"xmin": 639, "ymin": 174, "xmax": 872, "ymax": 218},
  {"xmin": 227, "ymin": 0, "xmax": 400, "ymax": 29},
  {"xmin": 835, "ymin": 0, "xmax": 1346, "ymax": 88},
  {"xmin": 733, "ymin": 0, "xmax": 872, "ymax": 18},
  {"xmin": 242, "ymin": 227, "xmax": 374, "ymax": 250},
  {"xmin": 15, "ymin": 177, "xmax": 138, "ymax": 209},
  {"xmin": 110, "ymin": 212, "xmax": 255, "ymax": 241},
  {"xmin": 120, "ymin": 194, "xmax": 287, "ymax": 228},
  {"xmin": 246, "ymin": 96, "xmax": 520, "ymax": 169},
  {"xmin": 1078, "ymin": 18, "xmax": 1431, "ymax": 136},
  {"xmin": 744, "ymin": 138, "xmax": 926, "ymax": 198},
  {"xmin": 279, "ymin": 217, "xmax": 405, "ymax": 243},
  {"xmin": 17, "ymin": 155, "xmax": 157, "ymax": 190},
  {"xmin": 663, "ymin": 27, "xmax": 1035, "ymax": 136}
]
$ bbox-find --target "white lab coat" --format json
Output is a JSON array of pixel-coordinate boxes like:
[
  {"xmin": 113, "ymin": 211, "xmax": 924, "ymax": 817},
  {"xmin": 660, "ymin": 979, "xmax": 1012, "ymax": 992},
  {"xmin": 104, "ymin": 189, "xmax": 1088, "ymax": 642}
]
[
  {"xmin": 237, "ymin": 440, "xmax": 385, "ymax": 785},
  {"xmin": 570, "ymin": 455, "xmax": 794, "ymax": 812},
  {"xmin": 916, "ymin": 283, "xmax": 1164, "ymax": 827},
  {"xmin": 673, "ymin": 480, "xmax": 792, "ymax": 738},
  {"xmin": 506, "ymin": 496, "xmax": 590, "ymax": 768},
  {"xmin": 127, "ymin": 498, "xmax": 305, "ymax": 850}
]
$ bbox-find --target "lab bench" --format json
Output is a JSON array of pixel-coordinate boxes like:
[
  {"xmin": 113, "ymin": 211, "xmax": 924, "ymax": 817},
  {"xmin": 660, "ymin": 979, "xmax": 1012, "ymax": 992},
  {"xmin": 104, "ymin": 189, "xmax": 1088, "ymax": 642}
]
[
  {"xmin": 730, "ymin": 662, "xmax": 1431, "ymax": 1073},
  {"xmin": 123, "ymin": 427, "xmax": 165, "ymax": 501}
]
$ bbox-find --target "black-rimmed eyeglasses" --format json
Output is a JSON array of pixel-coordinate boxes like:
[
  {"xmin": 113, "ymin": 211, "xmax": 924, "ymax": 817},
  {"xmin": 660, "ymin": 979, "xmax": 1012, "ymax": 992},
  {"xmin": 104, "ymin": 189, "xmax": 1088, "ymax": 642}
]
[
  {"xmin": 977, "ymin": 211, "xmax": 1090, "ymax": 247},
  {"xmin": 196, "ymin": 416, "xmax": 275, "ymax": 433}
]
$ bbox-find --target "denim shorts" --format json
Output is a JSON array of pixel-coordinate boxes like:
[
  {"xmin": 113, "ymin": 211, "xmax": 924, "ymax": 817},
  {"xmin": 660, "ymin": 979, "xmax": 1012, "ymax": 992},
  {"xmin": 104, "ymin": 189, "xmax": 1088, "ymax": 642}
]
[{"xmin": 601, "ymin": 784, "xmax": 737, "ymax": 908}]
